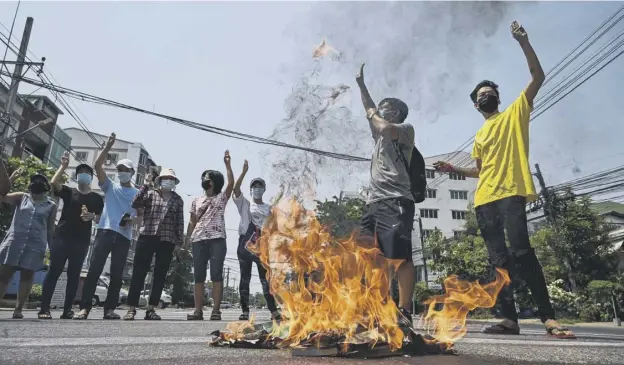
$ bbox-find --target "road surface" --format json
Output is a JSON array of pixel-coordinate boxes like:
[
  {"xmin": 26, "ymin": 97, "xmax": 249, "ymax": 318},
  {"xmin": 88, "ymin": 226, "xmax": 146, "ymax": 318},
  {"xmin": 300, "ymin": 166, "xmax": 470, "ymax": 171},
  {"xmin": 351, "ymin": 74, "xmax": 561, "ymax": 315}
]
[{"xmin": 1, "ymin": 308, "xmax": 623, "ymax": 364}]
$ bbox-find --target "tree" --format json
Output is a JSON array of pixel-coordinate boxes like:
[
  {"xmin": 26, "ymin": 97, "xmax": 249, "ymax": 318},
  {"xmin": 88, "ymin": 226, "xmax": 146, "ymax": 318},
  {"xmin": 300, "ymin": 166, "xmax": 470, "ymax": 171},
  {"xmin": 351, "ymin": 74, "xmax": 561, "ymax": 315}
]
[
  {"xmin": 0, "ymin": 157, "xmax": 64, "ymax": 238},
  {"xmin": 167, "ymin": 248, "xmax": 194, "ymax": 306},
  {"xmin": 314, "ymin": 196, "xmax": 366, "ymax": 238},
  {"xmin": 531, "ymin": 189, "xmax": 619, "ymax": 290},
  {"xmin": 253, "ymin": 292, "xmax": 266, "ymax": 307}
]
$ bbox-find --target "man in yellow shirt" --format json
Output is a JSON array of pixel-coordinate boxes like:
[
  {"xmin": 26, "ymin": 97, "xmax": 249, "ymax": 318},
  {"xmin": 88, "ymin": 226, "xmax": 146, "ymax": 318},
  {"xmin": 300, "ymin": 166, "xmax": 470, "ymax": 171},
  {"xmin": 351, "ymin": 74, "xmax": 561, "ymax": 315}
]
[{"xmin": 434, "ymin": 21, "xmax": 575, "ymax": 339}]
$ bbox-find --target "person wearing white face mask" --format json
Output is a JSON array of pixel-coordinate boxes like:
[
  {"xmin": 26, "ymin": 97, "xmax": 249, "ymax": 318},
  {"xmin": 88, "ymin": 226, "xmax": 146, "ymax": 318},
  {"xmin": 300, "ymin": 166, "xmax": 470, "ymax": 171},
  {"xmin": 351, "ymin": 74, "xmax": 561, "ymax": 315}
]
[
  {"xmin": 232, "ymin": 159, "xmax": 283, "ymax": 321},
  {"xmin": 124, "ymin": 168, "xmax": 184, "ymax": 321},
  {"xmin": 39, "ymin": 152, "xmax": 104, "ymax": 319},
  {"xmin": 75, "ymin": 133, "xmax": 140, "ymax": 320}
]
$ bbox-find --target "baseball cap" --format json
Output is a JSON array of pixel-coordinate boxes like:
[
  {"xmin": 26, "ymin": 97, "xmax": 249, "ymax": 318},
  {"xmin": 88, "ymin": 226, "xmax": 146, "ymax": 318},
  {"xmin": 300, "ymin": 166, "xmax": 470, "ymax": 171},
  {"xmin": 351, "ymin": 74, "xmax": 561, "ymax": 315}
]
[
  {"xmin": 250, "ymin": 178, "xmax": 266, "ymax": 188},
  {"xmin": 117, "ymin": 159, "xmax": 134, "ymax": 170},
  {"xmin": 75, "ymin": 163, "xmax": 94, "ymax": 176}
]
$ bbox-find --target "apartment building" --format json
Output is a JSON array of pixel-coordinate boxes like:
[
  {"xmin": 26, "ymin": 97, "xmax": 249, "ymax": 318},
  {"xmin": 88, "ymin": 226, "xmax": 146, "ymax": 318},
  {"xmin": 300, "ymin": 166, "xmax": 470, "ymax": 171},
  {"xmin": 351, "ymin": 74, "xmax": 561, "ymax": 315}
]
[{"xmin": 63, "ymin": 127, "xmax": 159, "ymax": 280}]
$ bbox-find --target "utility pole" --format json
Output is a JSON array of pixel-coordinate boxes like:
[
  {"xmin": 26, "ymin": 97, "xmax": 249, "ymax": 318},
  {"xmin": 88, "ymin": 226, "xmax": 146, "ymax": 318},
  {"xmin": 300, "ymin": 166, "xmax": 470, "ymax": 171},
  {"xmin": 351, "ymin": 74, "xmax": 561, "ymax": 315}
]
[
  {"xmin": 419, "ymin": 218, "xmax": 429, "ymax": 288},
  {"xmin": 534, "ymin": 163, "xmax": 577, "ymax": 292},
  {"xmin": 1, "ymin": 17, "xmax": 34, "ymax": 141},
  {"xmin": 225, "ymin": 267, "xmax": 230, "ymax": 303}
]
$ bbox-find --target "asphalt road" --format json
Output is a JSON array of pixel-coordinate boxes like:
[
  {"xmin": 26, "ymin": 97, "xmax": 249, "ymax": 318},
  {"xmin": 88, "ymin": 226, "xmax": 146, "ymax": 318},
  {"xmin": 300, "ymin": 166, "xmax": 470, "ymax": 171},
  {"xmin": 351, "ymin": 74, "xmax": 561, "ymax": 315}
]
[{"xmin": 1, "ymin": 308, "xmax": 624, "ymax": 365}]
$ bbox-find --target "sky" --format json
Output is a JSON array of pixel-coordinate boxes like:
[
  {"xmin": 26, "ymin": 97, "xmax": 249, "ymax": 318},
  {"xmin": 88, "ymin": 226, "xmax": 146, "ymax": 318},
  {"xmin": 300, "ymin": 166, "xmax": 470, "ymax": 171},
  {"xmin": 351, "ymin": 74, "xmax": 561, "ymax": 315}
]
[{"xmin": 1, "ymin": 1, "xmax": 623, "ymax": 294}]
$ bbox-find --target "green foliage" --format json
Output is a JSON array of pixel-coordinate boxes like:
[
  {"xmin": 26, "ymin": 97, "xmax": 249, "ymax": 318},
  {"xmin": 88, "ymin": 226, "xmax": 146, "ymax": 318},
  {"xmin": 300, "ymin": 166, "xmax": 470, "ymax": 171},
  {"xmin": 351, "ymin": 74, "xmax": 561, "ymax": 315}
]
[
  {"xmin": 413, "ymin": 281, "xmax": 435, "ymax": 303},
  {"xmin": 0, "ymin": 157, "xmax": 65, "ymax": 238},
  {"xmin": 426, "ymin": 206, "xmax": 489, "ymax": 282},
  {"xmin": 314, "ymin": 196, "xmax": 366, "ymax": 238},
  {"xmin": 29, "ymin": 283, "xmax": 43, "ymax": 301},
  {"xmin": 253, "ymin": 292, "xmax": 267, "ymax": 307}
]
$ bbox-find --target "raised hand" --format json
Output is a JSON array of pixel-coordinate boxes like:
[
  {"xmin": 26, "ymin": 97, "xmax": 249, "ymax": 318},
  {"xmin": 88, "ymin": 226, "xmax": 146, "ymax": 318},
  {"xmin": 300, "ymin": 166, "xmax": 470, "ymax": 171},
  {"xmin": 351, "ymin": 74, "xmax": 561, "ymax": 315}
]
[
  {"xmin": 9, "ymin": 167, "xmax": 23, "ymax": 181},
  {"xmin": 511, "ymin": 21, "xmax": 528, "ymax": 43},
  {"xmin": 105, "ymin": 133, "xmax": 116, "ymax": 150},
  {"xmin": 61, "ymin": 151, "xmax": 70, "ymax": 168},
  {"xmin": 356, "ymin": 63, "xmax": 365, "ymax": 85},
  {"xmin": 224, "ymin": 150, "xmax": 231, "ymax": 166},
  {"xmin": 242, "ymin": 159, "xmax": 249, "ymax": 174},
  {"xmin": 433, "ymin": 161, "xmax": 453, "ymax": 172}
]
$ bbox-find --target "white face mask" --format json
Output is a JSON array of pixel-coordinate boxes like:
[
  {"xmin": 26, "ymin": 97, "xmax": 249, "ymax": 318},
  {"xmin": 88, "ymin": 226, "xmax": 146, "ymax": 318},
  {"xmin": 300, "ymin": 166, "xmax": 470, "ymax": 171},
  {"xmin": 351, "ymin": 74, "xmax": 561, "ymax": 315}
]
[
  {"xmin": 251, "ymin": 188, "xmax": 265, "ymax": 199},
  {"xmin": 160, "ymin": 180, "xmax": 176, "ymax": 190},
  {"xmin": 118, "ymin": 172, "xmax": 132, "ymax": 184}
]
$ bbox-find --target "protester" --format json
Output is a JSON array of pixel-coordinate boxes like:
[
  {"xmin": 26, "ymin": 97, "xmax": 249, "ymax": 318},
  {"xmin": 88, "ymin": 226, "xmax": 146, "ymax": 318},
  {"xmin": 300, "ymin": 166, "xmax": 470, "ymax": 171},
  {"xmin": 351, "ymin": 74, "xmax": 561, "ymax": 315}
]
[
  {"xmin": 186, "ymin": 150, "xmax": 234, "ymax": 321},
  {"xmin": 232, "ymin": 159, "xmax": 282, "ymax": 321},
  {"xmin": 355, "ymin": 63, "xmax": 416, "ymax": 328},
  {"xmin": 0, "ymin": 171, "xmax": 57, "ymax": 319},
  {"xmin": 433, "ymin": 21, "xmax": 575, "ymax": 339},
  {"xmin": 124, "ymin": 168, "xmax": 184, "ymax": 321},
  {"xmin": 39, "ymin": 152, "xmax": 104, "ymax": 319},
  {"xmin": 75, "ymin": 133, "xmax": 140, "ymax": 320}
]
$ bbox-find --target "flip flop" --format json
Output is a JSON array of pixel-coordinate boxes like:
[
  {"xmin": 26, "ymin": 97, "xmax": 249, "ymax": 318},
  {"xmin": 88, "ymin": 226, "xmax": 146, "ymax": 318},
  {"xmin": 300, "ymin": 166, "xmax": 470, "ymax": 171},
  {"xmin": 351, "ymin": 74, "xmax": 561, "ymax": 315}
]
[
  {"xmin": 547, "ymin": 325, "xmax": 576, "ymax": 339},
  {"xmin": 37, "ymin": 311, "xmax": 52, "ymax": 320},
  {"xmin": 482, "ymin": 323, "xmax": 520, "ymax": 335}
]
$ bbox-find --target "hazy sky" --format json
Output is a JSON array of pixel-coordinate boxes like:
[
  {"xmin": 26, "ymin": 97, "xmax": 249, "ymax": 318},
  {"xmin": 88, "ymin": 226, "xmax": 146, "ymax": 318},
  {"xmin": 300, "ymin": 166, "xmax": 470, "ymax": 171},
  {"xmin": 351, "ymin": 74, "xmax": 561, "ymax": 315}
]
[{"xmin": 1, "ymin": 1, "xmax": 622, "ymax": 294}]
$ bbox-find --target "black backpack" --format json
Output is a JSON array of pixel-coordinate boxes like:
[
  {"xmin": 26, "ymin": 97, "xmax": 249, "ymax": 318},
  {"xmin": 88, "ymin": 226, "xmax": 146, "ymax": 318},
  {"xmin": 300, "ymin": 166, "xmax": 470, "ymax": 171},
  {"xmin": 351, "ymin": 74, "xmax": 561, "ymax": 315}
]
[{"xmin": 395, "ymin": 143, "xmax": 427, "ymax": 204}]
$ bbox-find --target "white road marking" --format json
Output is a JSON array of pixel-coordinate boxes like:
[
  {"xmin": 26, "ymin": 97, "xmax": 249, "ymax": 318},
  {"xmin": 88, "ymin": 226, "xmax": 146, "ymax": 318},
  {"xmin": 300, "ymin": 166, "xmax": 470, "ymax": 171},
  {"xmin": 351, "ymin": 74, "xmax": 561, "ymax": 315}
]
[{"xmin": 458, "ymin": 337, "xmax": 624, "ymax": 347}]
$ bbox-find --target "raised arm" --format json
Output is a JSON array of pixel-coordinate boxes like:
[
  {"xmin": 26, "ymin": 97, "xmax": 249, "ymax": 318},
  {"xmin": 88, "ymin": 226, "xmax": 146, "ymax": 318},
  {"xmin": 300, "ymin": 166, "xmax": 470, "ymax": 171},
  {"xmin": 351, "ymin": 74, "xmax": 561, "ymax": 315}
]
[
  {"xmin": 512, "ymin": 21, "xmax": 545, "ymax": 108},
  {"xmin": 186, "ymin": 199, "xmax": 198, "ymax": 246},
  {"xmin": 355, "ymin": 63, "xmax": 376, "ymax": 112},
  {"xmin": 94, "ymin": 133, "xmax": 116, "ymax": 184},
  {"xmin": 223, "ymin": 150, "xmax": 234, "ymax": 200},
  {"xmin": 433, "ymin": 160, "xmax": 482, "ymax": 179},
  {"xmin": 233, "ymin": 160, "xmax": 249, "ymax": 198},
  {"xmin": 51, "ymin": 151, "xmax": 70, "ymax": 193},
  {"xmin": 132, "ymin": 174, "xmax": 153, "ymax": 211}
]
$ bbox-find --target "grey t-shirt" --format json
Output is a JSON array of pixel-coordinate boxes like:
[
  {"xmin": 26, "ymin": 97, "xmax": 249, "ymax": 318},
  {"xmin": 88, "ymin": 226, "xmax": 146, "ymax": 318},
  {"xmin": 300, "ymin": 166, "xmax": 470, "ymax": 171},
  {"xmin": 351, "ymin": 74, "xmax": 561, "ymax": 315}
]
[{"xmin": 368, "ymin": 123, "xmax": 415, "ymax": 203}]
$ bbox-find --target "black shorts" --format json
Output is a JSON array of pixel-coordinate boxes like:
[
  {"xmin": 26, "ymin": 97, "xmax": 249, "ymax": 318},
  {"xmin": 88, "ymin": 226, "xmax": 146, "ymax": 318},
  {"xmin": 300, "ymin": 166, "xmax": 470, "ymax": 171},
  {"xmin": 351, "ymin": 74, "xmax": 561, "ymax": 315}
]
[
  {"xmin": 192, "ymin": 238, "xmax": 227, "ymax": 283},
  {"xmin": 359, "ymin": 197, "xmax": 415, "ymax": 261}
]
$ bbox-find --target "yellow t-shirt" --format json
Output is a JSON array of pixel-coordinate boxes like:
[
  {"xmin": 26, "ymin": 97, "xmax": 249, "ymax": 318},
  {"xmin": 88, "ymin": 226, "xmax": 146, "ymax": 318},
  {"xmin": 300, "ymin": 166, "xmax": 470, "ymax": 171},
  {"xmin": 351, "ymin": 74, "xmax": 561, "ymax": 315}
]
[{"xmin": 471, "ymin": 91, "xmax": 537, "ymax": 207}]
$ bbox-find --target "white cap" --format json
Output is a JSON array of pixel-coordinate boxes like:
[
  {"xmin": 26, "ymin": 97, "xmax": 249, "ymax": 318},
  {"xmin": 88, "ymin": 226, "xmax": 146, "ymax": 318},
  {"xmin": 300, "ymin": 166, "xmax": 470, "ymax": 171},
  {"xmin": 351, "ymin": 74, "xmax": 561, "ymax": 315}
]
[{"xmin": 117, "ymin": 159, "xmax": 134, "ymax": 170}]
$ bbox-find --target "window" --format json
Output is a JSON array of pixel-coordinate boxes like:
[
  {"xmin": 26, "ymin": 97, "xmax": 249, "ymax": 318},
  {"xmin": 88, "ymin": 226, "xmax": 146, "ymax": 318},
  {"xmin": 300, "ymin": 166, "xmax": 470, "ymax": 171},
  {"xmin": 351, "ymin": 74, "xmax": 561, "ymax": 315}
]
[
  {"xmin": 452, "ymin": 210, "xmax": 467, "ymax": 220},
  {"xmin": 426, "ymin": 189, "xmax": 437, "ymax": 199},
  {"xmin": 139, "ymin": 153, "xmax": 148, "ymax": 166},
  {"xmin": 425, "ymin": 169, "xmax": 435, "ymax": 179},
  {"xmin": 420, "ymin": 209, "xmax": 438, "ymax": 219},
  {"xmin": 75, "ymin": 151, "xmax": 88, "ymax": 161},
  {"xmin": 136, "ymin": 173, "xmax": 144, "ymax": 186},
  {"xmin": 450, "ymin": 190, "xmax": 469, "ymax": 200},
  {"xmin": 107, "ymin": 153, "xmax": 119, "ymax": 164},
  {"xmin": 448, "ymin": 172, "xmax": 466, "ymax": 180},
  {"xmin": 453, "ymin": 231, "xmax": 464, "ymax": 239},
  {"xmin": 107, "ymin": 174, "xmax": 116, "ymax": 181},
  {"xmin": 422, "ymin": 229, "xmax": 434, "ymax": 239}
]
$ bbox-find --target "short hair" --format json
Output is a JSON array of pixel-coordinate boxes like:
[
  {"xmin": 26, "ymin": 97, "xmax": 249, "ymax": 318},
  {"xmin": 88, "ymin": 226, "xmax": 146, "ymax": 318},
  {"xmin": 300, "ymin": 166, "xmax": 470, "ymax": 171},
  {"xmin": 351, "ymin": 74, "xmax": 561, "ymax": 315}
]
[
  {"xmin": 470, "ymin": 80, "xmax": 500, "ymax": 103},
  {"xmin": 201, "ymin": 170, "xmax": 225, "ymax": 194},
  {"xmin": 378, "ymin": 97, "xmax": 409, "ymax": 123}
]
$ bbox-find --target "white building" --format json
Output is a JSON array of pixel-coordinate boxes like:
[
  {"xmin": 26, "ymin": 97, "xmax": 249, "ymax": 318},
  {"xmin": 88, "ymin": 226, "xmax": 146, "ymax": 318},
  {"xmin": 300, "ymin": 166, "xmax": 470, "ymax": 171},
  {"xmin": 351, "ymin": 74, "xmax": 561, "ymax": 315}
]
[{"xmin": 62, "ymin": 127, "xmax": 159, "ymax": 279}]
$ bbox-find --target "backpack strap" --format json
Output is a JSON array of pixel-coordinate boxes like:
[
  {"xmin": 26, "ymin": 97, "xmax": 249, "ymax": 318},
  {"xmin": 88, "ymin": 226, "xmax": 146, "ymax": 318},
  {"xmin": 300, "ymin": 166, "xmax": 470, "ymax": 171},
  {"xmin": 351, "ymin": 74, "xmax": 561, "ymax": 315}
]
[{"xmin": 393, "ymin": 141, "xmax": 411, "ymax": 176}]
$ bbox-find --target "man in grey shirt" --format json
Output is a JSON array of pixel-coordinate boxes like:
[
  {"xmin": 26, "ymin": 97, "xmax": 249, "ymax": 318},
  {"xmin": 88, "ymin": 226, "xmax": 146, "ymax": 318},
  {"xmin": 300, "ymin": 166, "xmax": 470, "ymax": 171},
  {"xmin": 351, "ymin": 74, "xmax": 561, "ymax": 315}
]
[{"xmin": 356, "ymin": 64, "xmax": 416, "ymax": 328}]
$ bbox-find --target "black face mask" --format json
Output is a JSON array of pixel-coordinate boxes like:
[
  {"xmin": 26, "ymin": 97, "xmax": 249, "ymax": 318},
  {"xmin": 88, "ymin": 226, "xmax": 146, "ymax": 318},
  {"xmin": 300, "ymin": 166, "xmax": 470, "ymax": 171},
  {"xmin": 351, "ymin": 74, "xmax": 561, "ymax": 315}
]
[
  {"xmin": 477, "ymin": 94, "xmax": 499, "ymax": 114},
  {"xmin": 30, "ymin": 182, "xmax": 46, "ymax": 195},
  {"xmin": 201, "ymin": 180, "xmax": 212, "ymax": 190}
]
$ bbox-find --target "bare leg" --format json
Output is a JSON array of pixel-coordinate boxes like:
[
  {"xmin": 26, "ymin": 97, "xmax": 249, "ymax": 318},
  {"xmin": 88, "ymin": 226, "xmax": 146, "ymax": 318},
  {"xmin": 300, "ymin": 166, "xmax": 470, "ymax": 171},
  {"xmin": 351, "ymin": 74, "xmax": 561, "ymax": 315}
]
[
  {"xmin": 212, "ymin": 281, "xmax": 223, "ymax": 312},
  {"xmin": 397, "ymin": 260, "xmax": 416, "ymax": 311},
  {"xmin": 193, "ymin": 282, "xmax": 205, "ymax": 312},
  {"xmin": 0, "ymin": 264, "xmax": 16, "ymax": 299},
  {"xmin": 15, "ymin": 270, "xmax": 34, "ymax": 315}
]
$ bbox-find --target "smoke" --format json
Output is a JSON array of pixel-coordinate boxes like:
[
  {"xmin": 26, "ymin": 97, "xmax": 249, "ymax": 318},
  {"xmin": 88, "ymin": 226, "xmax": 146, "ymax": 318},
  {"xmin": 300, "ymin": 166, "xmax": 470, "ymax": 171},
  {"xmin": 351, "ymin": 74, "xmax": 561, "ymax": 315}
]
[{"xmin": 265, "ymin": 2, "xmax": 514, "ymax": 200}]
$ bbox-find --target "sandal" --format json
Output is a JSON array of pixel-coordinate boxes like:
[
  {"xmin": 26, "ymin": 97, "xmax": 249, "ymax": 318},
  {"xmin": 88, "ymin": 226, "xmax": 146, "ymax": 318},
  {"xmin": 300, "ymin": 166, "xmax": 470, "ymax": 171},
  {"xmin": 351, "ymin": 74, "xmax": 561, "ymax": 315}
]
[
  {"xmin": 60, "ymin": 311, "xmax": 74, "ymax": 319},
  {"xmin": 482, "ymin": 323, "xmax": 520, "ymax": 335},
  {"xmin": 73, "ymin": 311, "xmax": 89, "ymax": 320},
  {"xmin": 38, "ymin": 311, "xmax": 52, "ymax": 320},
  {"xmin": 239, "ymin": 312, "xmax": 250, "ymax": 321},
  {"xmin": 123, "ymin": 309, "xmax": 136, "ymax": 321},
  {"xmin": 210, "ymin": 311, "xmax": 222, "ymax": 321},
  {"xmin": 12, "ymin": 311, "xmax": 23, "ymax": 319},
  {"xmin": 144, "ymin": 309, "xmax": 161, "ymax": 321},
  {"xmin": 186, "ymin": 311, "xmax": 204, "ymax": 321},
  {"xmin": 546, "ymin": 325, "xmax": 576, "ymax": 339}
]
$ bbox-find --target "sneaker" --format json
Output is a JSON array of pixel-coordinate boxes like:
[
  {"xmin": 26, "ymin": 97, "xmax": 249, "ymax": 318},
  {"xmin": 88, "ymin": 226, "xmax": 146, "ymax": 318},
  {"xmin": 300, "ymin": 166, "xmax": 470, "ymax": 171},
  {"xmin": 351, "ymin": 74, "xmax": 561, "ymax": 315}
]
[
  {"xmin": 398, "ymin": 308, "xmax": 413, "ymax": 328},
  {"xmin": 103, "ymin": 310, "xmax": 121, "ymax": 320}
]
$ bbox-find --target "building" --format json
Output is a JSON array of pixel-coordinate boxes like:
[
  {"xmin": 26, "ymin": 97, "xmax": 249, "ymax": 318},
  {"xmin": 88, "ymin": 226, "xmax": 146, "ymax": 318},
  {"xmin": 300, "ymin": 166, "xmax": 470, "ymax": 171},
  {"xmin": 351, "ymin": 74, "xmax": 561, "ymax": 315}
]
[
  {"xmin": 0, "ymin": 86, "xmax": 66, "ymax": 165},
  {"xmin": 341, "ymin": 151, "xmax": 478, "ymax": 289},
  {"xmin": 63, "ymin": 127, "xmax": 159, "ymax": 280}
]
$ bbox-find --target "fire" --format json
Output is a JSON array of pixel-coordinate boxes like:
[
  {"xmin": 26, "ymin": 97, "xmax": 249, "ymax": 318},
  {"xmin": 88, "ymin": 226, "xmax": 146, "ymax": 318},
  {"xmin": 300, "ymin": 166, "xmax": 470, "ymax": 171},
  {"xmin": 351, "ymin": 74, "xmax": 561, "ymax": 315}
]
[
  {"xmin": 242, "ymin": 198, "xmax": 510, "ymax": 351},
  {"xmin": 313, "ymin": 39, "xmax": 338, "ymax": 59},
  {"xmin": 419, "ymin": 268, "xmax": 511, "ymax": 345}
]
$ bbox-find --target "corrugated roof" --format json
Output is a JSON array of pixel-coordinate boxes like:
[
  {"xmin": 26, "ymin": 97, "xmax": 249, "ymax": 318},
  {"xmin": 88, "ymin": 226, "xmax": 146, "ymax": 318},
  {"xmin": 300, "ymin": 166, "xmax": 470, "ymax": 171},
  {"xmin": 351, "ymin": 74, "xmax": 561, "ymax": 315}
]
[{"xmin": 592, "ymin": 201, "xmax": 624, "ymax": 216}]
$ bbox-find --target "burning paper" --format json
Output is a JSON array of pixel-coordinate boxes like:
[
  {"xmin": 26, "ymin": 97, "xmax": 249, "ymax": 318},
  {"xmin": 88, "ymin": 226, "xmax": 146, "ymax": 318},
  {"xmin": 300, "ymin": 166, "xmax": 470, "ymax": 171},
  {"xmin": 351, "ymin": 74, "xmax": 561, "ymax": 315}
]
[
  {"xmin": 313, "ymin": 39, "xmax": 340, "ymax": 60},
  {"xmin": 210, "ymin": 198, "xmax": 510, "ymax": 357}
]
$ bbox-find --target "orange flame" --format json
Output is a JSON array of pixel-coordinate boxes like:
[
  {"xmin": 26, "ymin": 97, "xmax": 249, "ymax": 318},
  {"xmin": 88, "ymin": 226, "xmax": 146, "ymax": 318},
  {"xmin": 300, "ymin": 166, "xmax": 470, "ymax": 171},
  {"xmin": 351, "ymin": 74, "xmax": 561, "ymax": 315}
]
[
  {"xmin": 419, "ymin": 268, "xmax": 511, "ymax": 345},
  {"xmin": 243, "ymin": 198, "xmax": 510, "ymax": 351},
  {"xmin": 313, "ymin": 39, "xmax": 338, "ymax": 59}
]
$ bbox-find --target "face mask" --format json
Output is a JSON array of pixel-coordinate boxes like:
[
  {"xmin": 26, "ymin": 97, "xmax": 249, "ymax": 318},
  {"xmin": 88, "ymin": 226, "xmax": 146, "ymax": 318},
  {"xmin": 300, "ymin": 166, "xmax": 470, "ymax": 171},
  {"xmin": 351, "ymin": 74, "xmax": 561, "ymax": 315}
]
[
  {"xmin": 201, "ymin": 180, "xmax": 212, "ymax": 191},
  {"xmin": 30, "ymin": 182, "xmax": 46, "ymax": 195},
  {"xmin": 251, "ymin": 188, "xmax": 265, "ymax": 199},
  {"xmin": 477, "ymin": 94, "xmax": 499, "ymax": 114},
  {"xmin": 77, "ymin": 173, "xmax": 92, "ymax": 185},
  {"xmin": 160, "ymin": 180, "xmax": 176, "ymax": 190},
  {"xmin": 118, "ymin": 172, "xmax": 132, "ymax": 184}
]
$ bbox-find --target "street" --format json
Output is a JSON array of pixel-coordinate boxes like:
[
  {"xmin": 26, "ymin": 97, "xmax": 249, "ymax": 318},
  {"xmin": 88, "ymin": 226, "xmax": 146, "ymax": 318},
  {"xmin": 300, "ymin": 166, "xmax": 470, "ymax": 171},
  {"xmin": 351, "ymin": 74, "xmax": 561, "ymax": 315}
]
[{"xmin": 1, "ymin": 309, "xmax": 624, "ymax": 364}]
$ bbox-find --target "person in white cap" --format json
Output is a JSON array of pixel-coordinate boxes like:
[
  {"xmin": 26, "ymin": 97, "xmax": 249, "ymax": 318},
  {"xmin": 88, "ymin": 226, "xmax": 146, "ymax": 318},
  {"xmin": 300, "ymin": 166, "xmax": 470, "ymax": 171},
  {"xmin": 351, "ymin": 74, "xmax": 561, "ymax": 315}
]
[
  {"xmin": 232, "ymin": 159, "xmax": 283, "ymax": 321},
  {"xmin": 0, "ymin": 172, "xmax": 57, "ymax": 319},
  {"xmin": 75, "ymin": 133, "xmax": 140, "ymax": 320},
  {"xmin": 124, "ymin": 168, "xmax": 184, "ymax": 321}
]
